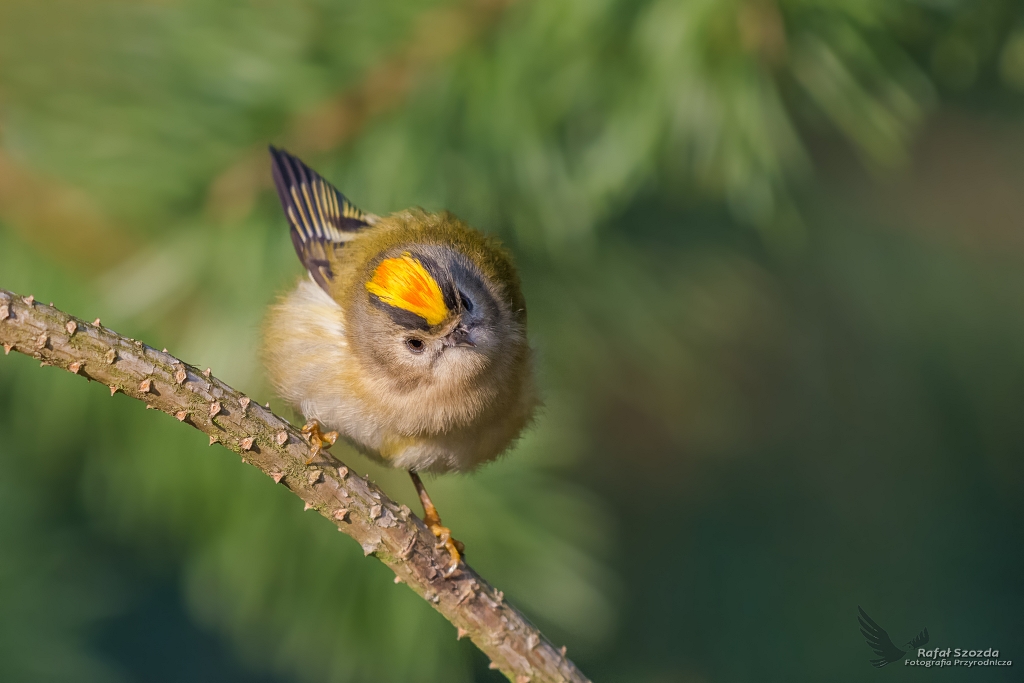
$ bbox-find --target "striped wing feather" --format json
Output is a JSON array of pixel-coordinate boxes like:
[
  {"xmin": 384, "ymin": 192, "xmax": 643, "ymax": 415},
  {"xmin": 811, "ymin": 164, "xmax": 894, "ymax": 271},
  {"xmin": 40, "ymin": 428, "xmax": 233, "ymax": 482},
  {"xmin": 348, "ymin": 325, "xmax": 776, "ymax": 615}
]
[{"xmin": 269, "ymin": 146, "xmax": 376, "ymax": 290}]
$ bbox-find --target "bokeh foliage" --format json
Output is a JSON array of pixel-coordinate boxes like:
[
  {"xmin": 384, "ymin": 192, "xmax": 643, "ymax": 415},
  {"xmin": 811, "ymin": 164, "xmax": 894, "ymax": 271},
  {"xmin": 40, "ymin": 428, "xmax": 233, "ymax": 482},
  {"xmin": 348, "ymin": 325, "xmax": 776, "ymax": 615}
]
[{"xmin": 2, "ymin": 0, "xmax": 1024, "ymax": 681}]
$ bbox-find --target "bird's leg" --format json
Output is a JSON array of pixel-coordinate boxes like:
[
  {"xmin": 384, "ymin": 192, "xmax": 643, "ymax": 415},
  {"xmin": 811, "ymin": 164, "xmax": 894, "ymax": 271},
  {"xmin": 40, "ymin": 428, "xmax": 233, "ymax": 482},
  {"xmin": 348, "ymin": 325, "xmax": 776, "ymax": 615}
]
[
  {"xmin": 409, "ymin": 471, "xmax": 464, "ymax": 574},
  {"xmin": 301, "ymin": 420, "xmax": 338, "ymax": 465}
]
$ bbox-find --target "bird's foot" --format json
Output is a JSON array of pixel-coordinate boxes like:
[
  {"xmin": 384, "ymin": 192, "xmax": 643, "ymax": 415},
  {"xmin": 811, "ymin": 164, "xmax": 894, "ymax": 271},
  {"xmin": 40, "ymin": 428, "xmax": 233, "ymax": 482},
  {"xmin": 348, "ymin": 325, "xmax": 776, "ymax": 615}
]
[
  {"xmin": 410, "ymin": 471, "xmax": 464, "ymax": 576},
  {"xmin": 424, "ymin": 513, "xmax": 466, "ymax": 575},
  {"xmin": 301, "ymin": 420, "xmax": 338, "ymax": 464}
]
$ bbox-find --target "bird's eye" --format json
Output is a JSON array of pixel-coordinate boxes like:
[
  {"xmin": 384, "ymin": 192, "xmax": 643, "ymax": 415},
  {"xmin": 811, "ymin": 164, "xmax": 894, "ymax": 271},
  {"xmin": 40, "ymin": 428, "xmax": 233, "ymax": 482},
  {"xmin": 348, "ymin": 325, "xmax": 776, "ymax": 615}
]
[
  {"xmin": 406, "ymin": 338, "xmax": 424, "ymax": 353},
  {"xmin": 458, "ymin": 291, "xmax": 473, "ymax": 312}
]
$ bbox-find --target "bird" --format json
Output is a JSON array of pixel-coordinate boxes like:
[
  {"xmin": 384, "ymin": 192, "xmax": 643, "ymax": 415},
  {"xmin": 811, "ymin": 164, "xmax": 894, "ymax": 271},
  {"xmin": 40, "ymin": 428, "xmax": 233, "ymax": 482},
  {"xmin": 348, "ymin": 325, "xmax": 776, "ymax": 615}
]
[
  {"xmin": 858, "ymin": 606, "xmax": 929, "ymax": 668},
  {"xmin": 262, "ymin": 147, "xmax": 537, "ymax": 571}
]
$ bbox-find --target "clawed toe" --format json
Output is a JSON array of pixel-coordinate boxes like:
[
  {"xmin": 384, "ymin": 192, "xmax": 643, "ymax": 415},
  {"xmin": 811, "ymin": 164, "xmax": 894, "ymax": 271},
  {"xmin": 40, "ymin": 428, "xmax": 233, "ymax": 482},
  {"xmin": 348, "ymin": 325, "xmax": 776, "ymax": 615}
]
[
  {"xmin": 410, "ymin": 472, "xmax": 464, "ymax": 574},
  {"xmin": 301, "ymin": 421, "xmax": 338, "ymax": 464},
  {"xmin": 428, "ymin": 522, "xmax": 463, "ymax": 567}
]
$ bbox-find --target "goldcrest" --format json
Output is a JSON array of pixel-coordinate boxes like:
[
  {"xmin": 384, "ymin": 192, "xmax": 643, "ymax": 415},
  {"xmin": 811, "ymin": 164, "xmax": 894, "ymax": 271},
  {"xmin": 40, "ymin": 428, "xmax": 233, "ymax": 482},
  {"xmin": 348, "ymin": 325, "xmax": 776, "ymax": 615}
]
[{"xmin": 262, "ymin": 148, "xmax": 537, "ymax": 565}]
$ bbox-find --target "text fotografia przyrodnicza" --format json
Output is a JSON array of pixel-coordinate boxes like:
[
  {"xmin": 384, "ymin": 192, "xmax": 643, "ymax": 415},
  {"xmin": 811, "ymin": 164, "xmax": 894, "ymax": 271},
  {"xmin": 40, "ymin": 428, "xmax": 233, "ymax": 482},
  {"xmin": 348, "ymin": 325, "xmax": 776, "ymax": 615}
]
[{"xmin": 906, "ymin": 649, "xmax": 1011, "ymax": 667}]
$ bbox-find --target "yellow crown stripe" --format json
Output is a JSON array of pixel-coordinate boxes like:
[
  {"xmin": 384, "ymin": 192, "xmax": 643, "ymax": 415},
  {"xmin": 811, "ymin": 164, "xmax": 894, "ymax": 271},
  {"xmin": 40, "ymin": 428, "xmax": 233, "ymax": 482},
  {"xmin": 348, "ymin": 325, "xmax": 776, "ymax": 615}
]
[{"xmin": 366, "ymin": 253, "xmax": 449, "ymax": 326}]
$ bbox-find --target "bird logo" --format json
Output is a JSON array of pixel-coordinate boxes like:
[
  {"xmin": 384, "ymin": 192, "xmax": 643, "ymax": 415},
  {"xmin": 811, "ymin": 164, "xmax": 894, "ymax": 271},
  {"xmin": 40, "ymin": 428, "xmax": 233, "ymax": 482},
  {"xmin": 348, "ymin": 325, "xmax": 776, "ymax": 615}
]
[{"xmin": 858, "ymin": 606, "xmax": 929, "ymax": 668}]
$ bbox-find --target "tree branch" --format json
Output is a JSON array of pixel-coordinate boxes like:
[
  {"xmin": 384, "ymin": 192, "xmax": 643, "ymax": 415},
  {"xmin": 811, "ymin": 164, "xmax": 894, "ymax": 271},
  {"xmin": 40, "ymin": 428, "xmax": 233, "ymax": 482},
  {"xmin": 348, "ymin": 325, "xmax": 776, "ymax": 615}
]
[{"xmin": 0, "ymin": 288, "xmax": 590, "ymax": 683}]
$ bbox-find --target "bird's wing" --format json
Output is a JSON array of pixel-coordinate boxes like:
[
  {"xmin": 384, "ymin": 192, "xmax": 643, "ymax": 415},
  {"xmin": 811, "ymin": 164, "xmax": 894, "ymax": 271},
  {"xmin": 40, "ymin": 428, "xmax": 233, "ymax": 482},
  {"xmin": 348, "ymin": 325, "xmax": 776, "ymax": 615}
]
[
  {"xmin": 269, "ymin": 146, "xmax": 377, "ymax": 291},
  {"xmin": 858, "ymin": 606, "xmax": 906, "ymax": 666},
  {"xmin": 907, "ymin": 628, "xmax": 929, "ymax": 650}
]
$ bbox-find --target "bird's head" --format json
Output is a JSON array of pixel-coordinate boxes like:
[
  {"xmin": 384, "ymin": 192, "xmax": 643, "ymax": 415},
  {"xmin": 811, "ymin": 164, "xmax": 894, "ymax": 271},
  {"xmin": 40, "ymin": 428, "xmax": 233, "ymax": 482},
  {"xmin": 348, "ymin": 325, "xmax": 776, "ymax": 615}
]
[{"xmin": 348, "ymin": 242, "xmax": 523, "ymax": 392}]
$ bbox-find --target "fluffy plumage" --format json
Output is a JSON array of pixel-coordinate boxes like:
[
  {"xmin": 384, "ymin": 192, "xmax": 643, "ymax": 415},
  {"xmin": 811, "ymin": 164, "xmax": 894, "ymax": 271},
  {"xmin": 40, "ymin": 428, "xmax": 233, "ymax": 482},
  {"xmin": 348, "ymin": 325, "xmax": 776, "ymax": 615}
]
[{"xmin": 263, "ymin": 149, "xmax": 536, "ymax": 473}]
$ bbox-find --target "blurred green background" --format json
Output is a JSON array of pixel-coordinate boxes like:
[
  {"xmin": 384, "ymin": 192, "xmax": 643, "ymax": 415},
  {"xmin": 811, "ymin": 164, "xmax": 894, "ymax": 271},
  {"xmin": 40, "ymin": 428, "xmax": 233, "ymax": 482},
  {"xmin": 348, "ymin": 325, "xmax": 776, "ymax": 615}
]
[{"xmin": 2, "ymin": 0, "xmax": 1024, "ymax": 681}]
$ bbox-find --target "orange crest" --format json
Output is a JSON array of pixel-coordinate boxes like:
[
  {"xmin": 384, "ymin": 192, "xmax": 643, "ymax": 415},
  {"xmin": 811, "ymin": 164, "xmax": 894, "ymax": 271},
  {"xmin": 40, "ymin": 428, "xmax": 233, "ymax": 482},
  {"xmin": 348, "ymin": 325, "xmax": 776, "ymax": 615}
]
[{"xmin": 365, "ymin": 252, "xmax": 449, "ymax": 326}]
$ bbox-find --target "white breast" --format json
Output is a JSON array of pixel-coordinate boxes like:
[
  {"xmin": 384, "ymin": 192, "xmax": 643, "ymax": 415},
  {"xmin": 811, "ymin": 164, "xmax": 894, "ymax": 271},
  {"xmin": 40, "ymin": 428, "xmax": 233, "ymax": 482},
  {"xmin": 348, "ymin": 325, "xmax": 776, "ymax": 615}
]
[{"xmin": 263, "ymin": 280, "xmax": 384, "ymax": 447}]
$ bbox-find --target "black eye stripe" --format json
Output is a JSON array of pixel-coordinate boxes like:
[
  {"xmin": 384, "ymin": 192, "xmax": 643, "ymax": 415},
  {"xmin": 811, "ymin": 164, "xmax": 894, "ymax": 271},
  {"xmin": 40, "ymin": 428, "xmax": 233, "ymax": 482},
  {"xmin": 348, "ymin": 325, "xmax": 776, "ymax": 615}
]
[
  {"xmin": 372, "ymin": 247, "xmax": 499, "ymax": 324},
  {"xmin": 411, "ymin": 252, "xmax": 458, "ymax": 311},
  {"xmin": 369, "ymin": 293, "xmax": 431, "ymax": 330}
]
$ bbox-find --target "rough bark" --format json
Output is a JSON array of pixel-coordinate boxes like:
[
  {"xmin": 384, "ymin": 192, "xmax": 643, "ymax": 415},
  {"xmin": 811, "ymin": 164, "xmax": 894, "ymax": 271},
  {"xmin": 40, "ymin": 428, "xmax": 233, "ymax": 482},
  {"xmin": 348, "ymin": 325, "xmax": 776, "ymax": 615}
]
[{"xmin": 0, "ymin": 288, "xmax": 590, "ymax": 683}]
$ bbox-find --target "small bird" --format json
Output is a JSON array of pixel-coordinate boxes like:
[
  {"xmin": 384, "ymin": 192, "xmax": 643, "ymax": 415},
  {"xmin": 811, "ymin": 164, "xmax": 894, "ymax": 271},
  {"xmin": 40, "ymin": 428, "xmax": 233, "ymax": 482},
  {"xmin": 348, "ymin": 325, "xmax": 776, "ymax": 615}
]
[
  {"xmin": 858, "ymin": 606, "xmax": 929, "ymax": 668},
  {"xmin": 262, "ymin": 147, "xmax": 537, "ymax": 570}
]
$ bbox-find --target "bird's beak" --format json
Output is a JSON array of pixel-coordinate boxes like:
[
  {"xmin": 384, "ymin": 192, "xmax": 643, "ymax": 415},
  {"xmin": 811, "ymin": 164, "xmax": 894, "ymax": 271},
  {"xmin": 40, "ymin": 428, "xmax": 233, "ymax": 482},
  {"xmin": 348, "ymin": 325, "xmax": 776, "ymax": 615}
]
[{"xmin": 444, "ymin": 323, "xmax": 475, "ymax": 347}]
